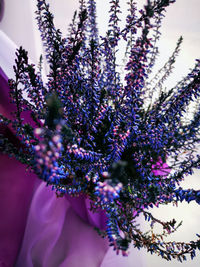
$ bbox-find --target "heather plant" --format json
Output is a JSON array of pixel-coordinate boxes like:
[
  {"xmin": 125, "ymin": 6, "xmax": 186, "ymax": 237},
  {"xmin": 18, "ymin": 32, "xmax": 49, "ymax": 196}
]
[{"xmin": 1, "ymin": 0, "xmax": 200, "ymax": 262}]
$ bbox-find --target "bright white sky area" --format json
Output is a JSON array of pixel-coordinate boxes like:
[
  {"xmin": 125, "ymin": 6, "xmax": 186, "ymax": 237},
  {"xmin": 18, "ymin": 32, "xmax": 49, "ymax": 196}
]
[{"xmin": 0, "ymin": 0, "xmax": 200, "ymax": 266}]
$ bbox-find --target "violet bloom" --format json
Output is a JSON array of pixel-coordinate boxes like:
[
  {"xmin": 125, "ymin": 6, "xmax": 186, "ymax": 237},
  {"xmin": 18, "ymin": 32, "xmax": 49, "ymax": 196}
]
[{"xmin": 152, "ymin": 157, "xmax": 171, "ymax": 177}]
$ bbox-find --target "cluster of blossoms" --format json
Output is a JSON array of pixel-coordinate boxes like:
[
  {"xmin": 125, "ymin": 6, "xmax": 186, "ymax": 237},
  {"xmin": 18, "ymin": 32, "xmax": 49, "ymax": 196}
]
[
  {"xmin": 34, "ymin": 126, "xmax": 64, "ymax": 185},
  {"xmin": 95, "ymin": 171, "xmax": 123, "ymax": 204},
  {"xmin": 1, "ymin": 0, "xmax": 200, "ymax": 261}
]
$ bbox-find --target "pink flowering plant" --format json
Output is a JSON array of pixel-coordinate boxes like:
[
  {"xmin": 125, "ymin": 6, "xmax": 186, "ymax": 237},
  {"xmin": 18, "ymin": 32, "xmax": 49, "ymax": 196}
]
[{"xmin": 1, "ymin": 0, "xmax": 200, "ymax": 262}]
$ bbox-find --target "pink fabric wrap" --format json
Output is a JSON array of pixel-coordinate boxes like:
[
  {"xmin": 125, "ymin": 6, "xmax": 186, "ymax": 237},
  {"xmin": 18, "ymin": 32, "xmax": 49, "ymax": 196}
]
[
  {"xmin": 15, "ymin": 183, "xmax": 109, "ymax": 267},
  {"xmin": 0, "ymin": 67, "xmax": 38, "ymax": 266}
]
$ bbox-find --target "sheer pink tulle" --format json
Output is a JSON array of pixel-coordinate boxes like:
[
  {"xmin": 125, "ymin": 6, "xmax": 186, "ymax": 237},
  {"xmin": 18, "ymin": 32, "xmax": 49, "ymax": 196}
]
[
  {"xmin": 0, "ymin": 67, "xmax": 38, "ymax": 266},
  {"xmin": 15, "ymin": 183, "xmax": 109, "ymax": 267}
]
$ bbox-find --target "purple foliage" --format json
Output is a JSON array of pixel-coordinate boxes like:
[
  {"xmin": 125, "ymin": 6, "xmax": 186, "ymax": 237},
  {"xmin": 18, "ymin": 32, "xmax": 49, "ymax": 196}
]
[{"xmin": 1, "ymin": 0, "xmax": 200, "ymax": 261}]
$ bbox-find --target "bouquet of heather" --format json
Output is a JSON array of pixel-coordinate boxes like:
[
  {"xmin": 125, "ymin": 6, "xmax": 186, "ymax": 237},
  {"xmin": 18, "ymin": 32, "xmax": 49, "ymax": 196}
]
[{"xmin": 1, "ymin": 0, "xmax": 200, "ymax": 262}]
